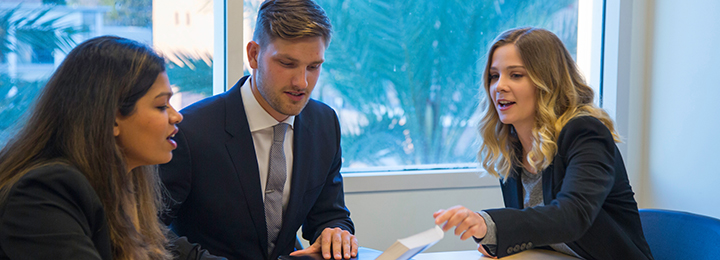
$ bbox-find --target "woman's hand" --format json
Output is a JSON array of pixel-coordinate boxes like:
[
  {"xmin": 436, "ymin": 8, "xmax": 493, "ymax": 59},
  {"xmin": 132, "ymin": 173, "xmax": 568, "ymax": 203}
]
[
  {"xmin": 477, "ymin": 244, "xmax": 497, "ymax": 259},
  {"xmin": 433, "ymin": 205, "xmax": 488, "ymax": 240}
]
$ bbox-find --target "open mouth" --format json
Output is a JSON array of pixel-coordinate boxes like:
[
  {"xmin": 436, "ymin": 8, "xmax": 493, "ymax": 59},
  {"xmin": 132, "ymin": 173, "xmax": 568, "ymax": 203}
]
[
  {"xmin": 498, "ymin": 100, "xmax": 516, "ymax": 108},
  {"xmin": 167, "ymin": 128, "xmax": 178, "ymax": 140},
  {"xmin": 286, "ymin": 91, "xmax": 306, "ymax": 101},
  {"xmin": 167, "ymin": 129, "xmax": 178, "ymax": 148},
  {"xmin": 167, "ymin": 132, "xmax": 178, "ymax": 149}
]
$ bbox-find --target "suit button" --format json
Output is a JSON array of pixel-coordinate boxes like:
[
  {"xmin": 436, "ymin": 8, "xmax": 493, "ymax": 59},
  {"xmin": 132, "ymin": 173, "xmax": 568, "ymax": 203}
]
[
  {"xmin": 527, "ymin": 242, "xmax": 533, "ymax": 248},
  {"xmin": 513, "ymin": 245, "xmax": 520, "ymax": 252},
  {"xmin": 507, "ymin": 247, "xmax": 513, "ymax": 254},
  {"xmin": 520, "ymin": 243, "xmax": 527, "ymax": 250}
]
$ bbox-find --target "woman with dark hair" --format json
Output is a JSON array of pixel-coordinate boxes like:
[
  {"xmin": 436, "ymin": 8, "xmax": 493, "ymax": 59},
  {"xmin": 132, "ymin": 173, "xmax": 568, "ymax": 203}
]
[
  {"xmin": 0, "ymin": 36, "xmax": 219, "ymax": 260},
  {"xmin": 434, "ymin": 28, "xmax": 653, "ymax": 259}
]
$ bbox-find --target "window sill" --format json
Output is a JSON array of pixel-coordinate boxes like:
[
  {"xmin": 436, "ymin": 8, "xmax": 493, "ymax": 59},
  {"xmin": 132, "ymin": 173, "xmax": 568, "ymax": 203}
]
[{"xmin": 342, "ymin": 168, "xmax": 500, "ymax": 194}]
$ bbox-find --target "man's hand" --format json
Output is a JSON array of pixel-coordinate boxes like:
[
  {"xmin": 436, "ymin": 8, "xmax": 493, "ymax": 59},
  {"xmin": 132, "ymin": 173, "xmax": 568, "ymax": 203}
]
[
  {"xmin": 433, "ymin": 205, "xmax": 487, "ymax": 240},
  {"xmin": 289, "ymin": 227, "xmax": 358, "ymax": 259}
]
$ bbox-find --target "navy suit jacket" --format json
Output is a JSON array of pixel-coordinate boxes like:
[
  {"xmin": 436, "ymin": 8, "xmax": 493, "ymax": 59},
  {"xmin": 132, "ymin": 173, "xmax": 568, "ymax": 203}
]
[
  {"xmin": 160, "ymin": 76, "xmax": 354, "ymax": 260},
  {"xmin": 484, "ymin": 116, "xmax": 653, "ymax": 260},
  {"xmin": 0, "ymin": 163, "xmax": 221, "ymax": 260}
]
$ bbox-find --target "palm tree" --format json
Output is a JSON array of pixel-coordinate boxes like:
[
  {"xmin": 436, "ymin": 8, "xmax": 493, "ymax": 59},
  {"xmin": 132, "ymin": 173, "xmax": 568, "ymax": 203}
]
[
  {"xmin": 315, "ymin": 0, "xmax": 578, "ymax": 168},
  {"xmin": 0, "ymin": 4, "xmax": 82, "ymax": 145},
  {"xmin": 0, "ymin": 5, "xmax": 80, "ymax": 65}
]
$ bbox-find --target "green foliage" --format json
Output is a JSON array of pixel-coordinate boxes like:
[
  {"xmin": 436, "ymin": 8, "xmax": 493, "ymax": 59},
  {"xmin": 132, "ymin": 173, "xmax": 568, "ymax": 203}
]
[
  {"xmin": 0, "ymin": 5, "xmax": 83, "ymax": 146},
  {"xmin": 165, "ymin": 53, "xmax": 213, "ymax": 97},
  {"xmin": 0, "ymin": 6, "xmax": 81, "ymax": 60},
  {"xmin": 43, "ymin": 0, "xmax": 67, "ymax": 5},
  {"xmin": 100, "ymin": 0, "xmax": 152, "ymax": 27},
  {"xmin": 0, "ymin": 74, "xmax": 47, "ymax": 145},
  {"xmin": 316, "ymin": 0, "xmax": 578, "ymax": 167}
]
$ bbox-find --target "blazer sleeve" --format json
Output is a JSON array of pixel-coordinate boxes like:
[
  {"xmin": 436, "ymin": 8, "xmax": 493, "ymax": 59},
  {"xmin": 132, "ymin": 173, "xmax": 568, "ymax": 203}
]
[
  {"xmin": 302, "ymin": 113, "xmax": 354, "ymax": 241},
  {"xmin": 484, "ymin": 117, "xmax": 617, "ymax": 257},
  {"xmin": 168, "ymin": 231, "xmax": 227, "ymax": 260},
  {"xmin": 0, "ymin": 165, "xmax": 105, "ymax": 260},
  {"xmin": 160, "ymin": 127, "xmax": 193, "ymax": 225}
]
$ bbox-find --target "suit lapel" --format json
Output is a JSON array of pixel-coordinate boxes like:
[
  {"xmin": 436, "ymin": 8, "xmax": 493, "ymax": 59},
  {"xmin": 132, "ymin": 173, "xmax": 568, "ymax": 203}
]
[
  {"xmin": 223, "ymin": 76, "xmax": 270, "ymax": 258},
  {"xmin": 542, "ymin": 164, "xmax": 555, "ymax": 205},
  {"xmin": 501, "ymin": 166, "xmax": 524, "ymax": 209}
]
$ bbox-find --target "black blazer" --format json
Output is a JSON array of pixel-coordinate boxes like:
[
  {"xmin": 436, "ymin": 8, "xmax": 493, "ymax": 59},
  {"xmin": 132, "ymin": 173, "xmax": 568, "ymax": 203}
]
[
  {"xmin": 484, "ymin": 116, "xmax": 653, "ymax": 260},
  {"xmin": 0, "ymin": 163, "xmax": 221, "ymax": 260},
  {"xmin": 160, "ymin": 76, "xmax": 354, "ymax": 260}
]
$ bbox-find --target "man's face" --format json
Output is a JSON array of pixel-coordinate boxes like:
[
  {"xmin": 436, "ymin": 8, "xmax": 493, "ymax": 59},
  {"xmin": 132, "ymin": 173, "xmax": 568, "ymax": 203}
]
[{"xmin": 247, "ymin": 37, "xmax": 326, "ymax": 121}]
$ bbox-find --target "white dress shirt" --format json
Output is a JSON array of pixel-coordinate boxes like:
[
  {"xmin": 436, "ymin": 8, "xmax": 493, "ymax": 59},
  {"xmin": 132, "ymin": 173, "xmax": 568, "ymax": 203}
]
[{"xmin": 240, "ymin": 78, "xmax": 294, "ymax": 210}]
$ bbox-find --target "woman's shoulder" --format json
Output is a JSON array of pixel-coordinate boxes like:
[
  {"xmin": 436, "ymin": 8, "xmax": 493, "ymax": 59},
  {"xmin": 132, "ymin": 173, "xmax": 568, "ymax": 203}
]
[
  {"xmin": 21, "ymin": 163, "xmax": 89, "ymax": 187},
  {"xmin": 559, "ymin": 116, "xmax": 613, "ymax": 138},
  {"xmin": 11, "ymin": 162, "xmax": 100, "ymax": 207},
  {"xmin": 556, "ymin": 116, "xmax": 615, "ymax": 150}
]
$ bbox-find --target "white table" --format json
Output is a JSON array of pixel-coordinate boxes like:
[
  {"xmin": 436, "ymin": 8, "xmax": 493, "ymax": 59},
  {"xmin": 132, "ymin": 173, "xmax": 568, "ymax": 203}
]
[
  {"xmin": 285, "ymin": 247, "xmax": 578, "ymax": 259},
  {"xmin": 414, "ymin": 249, "xmax": 578, "ymax": 259}
]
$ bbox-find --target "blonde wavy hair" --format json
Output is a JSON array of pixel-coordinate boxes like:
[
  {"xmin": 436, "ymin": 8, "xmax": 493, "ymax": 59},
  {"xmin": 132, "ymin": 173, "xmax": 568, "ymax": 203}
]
[{"xmin": 478, "ymin": 27, "xmax": 619, "ymax": 180}]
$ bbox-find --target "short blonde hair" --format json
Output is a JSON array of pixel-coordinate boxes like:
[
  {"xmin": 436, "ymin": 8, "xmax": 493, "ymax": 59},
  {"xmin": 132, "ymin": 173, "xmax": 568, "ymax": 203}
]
[
  {"xmin": 478, "ymin": 27, "xmax": 619, "ymax": 180},
  {"xmin": 253, "ymin": 0, "xmax": 333, "ymax": 46}
]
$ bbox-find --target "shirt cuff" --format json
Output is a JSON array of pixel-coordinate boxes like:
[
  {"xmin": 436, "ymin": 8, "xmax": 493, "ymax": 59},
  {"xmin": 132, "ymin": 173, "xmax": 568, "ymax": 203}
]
[{"xmin": 473, "ymin": 210, "xmax": 497, "ymax": 245}]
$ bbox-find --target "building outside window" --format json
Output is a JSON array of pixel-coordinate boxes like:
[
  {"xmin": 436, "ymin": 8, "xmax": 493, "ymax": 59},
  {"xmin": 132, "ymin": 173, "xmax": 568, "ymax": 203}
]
[{"xmin": 0, "ymin": 0, "xmax": 214, "ymax": 145}]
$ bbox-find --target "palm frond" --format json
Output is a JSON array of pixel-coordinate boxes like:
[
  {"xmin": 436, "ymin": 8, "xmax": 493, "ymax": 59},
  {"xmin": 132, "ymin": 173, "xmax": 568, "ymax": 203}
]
[{"xmin": 316, "ymin": 0, "xmax": 579, "ymax": 167}]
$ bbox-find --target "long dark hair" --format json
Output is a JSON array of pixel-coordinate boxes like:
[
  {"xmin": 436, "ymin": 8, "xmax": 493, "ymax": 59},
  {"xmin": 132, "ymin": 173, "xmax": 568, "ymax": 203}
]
[{"xmin": 0, "ymin": 36, "xmax": 170, "ymax": 260}]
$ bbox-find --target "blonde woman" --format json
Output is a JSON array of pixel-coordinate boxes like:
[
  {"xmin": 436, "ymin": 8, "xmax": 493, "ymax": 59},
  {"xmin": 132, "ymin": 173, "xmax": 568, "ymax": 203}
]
[{"xmin": 434, "ymin": 28, "xmax": 653, "ymax": 260}]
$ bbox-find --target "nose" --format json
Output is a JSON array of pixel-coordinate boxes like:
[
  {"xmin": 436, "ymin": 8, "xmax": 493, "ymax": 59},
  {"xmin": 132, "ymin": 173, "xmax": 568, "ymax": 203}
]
[
  {"xmin": 494, "ymin": 74, "xmax": 510, "ymax": 93},
  {"xmin": 170, "ymin": 106, "xmax": 183, "ymax": 124},
  {"xmin": 292, "ymin": 68, "xmax": 308, "ymax": 90}
]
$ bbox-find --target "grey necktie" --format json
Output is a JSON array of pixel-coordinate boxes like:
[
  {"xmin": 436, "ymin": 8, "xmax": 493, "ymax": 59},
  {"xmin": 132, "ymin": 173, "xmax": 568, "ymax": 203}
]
[{"xmin": 265, "ymin": 123, "xmax": 288, "ymax": 255}]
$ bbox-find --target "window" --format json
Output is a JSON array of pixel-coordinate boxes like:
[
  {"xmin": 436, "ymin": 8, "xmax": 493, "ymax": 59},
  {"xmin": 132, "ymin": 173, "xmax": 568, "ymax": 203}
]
[
  {"xmin": 243, "ymin": 0, "xmax": 599, "ymax": 172},
  {"xmin": 1, "ymin": 0, "xmax": 606, "ymax": 176},
  {"xmin": 0, "ymin": 0, "xmax": 214, "ymax": 145}
]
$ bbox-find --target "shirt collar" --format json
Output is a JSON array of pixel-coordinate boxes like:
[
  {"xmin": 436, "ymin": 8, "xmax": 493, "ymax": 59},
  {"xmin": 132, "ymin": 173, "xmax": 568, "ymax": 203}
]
[{"xmin": 241, "ymin": 77, "xmax": 295, "ymax": 132}]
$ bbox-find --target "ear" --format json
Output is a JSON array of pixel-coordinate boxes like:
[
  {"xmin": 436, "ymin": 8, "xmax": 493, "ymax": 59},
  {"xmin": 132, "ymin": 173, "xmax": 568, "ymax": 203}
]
[
  {"xmin": 247, "ymin": 41, "xmax": 260, "ymax": 69},
  {"xmin": 113, "ymin": 120, "xmax": 120, "ymax": 137}
]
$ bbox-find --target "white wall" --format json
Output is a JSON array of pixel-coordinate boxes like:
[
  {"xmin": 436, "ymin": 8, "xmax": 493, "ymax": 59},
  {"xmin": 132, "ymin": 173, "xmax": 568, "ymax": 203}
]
[
  {"xmin": 298, "ymin": 172, "xmax": 505, "ymax": 253},
  {"xmin": 345, "ymin": 185, "xmax": 504, "ymax": 252},
  {"xmin": 639, "ymin": 0, "xmax": 720, "ymax": 218}
]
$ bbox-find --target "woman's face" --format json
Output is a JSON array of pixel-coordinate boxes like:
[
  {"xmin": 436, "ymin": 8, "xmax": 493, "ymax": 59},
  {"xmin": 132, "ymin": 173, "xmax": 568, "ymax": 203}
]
[
  {"xmin": 488, "ymin": 44, "xmax": 537, "ymax": 131},
  {"xmin": 114, "ymin": 72, "xmax": 183, "ymax": 171}
]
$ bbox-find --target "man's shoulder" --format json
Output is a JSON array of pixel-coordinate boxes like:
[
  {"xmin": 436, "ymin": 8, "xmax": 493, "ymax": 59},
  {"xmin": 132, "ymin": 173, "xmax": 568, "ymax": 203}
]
[
  {"xmin": 178, "ymin": 90, "xmax": 244, "ymax": 132},
  {"xmin": 180, "ymin": 92, "xmax": 228, "ymax": 118}
]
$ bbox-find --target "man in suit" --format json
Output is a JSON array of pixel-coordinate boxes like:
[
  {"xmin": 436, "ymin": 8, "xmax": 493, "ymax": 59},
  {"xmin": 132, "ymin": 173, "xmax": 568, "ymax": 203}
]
[{"xmin": 159, "ymin": 1, "xmax": 357, "ymax": 259}]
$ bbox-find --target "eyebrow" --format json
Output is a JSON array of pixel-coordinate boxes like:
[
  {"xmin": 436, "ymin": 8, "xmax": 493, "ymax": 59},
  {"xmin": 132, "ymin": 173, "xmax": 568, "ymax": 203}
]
[
  {"xmin": 275, "ymin": 54, "xmax": 324, "ymax": 64},
  {"xmin": 490, "ymin": 65, "xmax": 526, "ymax": 71},
  {"xmin": 155, "ymin": 92, "xmax": 173, "ymax": 99}
]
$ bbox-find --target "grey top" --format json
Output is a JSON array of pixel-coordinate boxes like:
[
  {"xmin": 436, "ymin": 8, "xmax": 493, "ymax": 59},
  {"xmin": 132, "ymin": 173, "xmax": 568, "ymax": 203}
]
[{"xmin": 476, "ymin": 168, "xmax": 583, "ymax": 259}]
